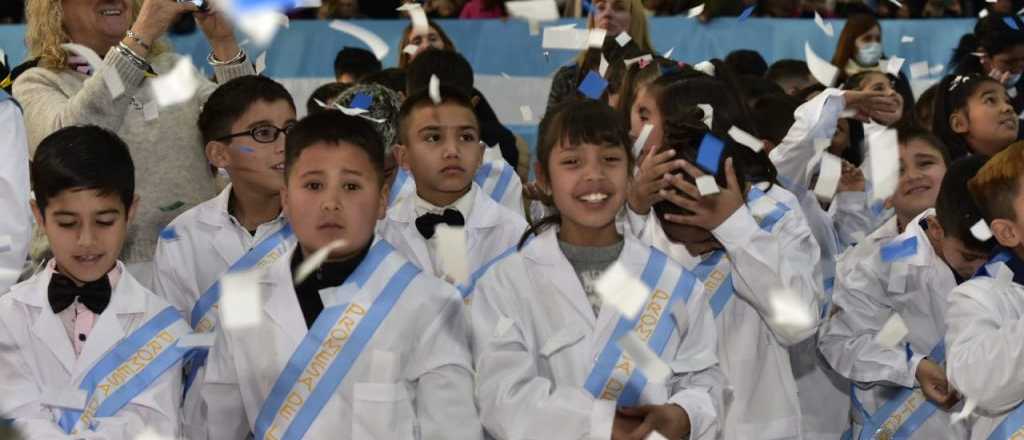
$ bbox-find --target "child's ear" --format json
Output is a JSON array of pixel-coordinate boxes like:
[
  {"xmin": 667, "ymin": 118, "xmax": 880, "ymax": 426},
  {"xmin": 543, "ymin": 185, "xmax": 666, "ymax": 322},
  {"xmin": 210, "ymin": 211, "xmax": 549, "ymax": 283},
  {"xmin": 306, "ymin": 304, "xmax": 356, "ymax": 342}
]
[
  {"xmin": 395, "ymin": 144, "xmax": 410, "ymax": 170},
  {"xmin": 471, "ymin": 95, "xmax": 481, "ymax": 108},
  {"xmin": 950, "ymin": 111, "xmax": 969, "ymax": 135},
  {"xmin": 533, "ymin": 161, "xmax": 548, "ymax": 190},
  {"xmin": 990, "ymin": 218, "xmax": 1022, "ymax": 249},
  {"xmin": 925, "ymin": 216, "xmax": 946, "ymax": 243},
  {"xmin": 30, "ymin": 199, "xmax": 45, "ymax": 226},
  {"xmin": 126, "ymin": 195, "xmax": 140, "ymax": 225},
  {"xmin": 376, "ymin": 182, "xmax": 388, "ymax": 220},
  {"xmin": 206, "ymin": 141, "xmax": 232, "ymax": 169}
]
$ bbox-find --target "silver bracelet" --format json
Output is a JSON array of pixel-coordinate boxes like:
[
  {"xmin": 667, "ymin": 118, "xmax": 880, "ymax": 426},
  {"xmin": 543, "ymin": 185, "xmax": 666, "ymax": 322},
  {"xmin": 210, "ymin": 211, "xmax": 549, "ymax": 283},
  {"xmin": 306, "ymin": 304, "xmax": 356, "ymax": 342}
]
[
  {"xmin": 125, "ymin": 30, "xmax": 151, "ymax": 51},
  {"xmin": 116, "ymin": 42, "xmax": 151, "ymax": 71},
  {"xmin": 207, "ymin": 49, "xmax": 246, "ymax": 66}
]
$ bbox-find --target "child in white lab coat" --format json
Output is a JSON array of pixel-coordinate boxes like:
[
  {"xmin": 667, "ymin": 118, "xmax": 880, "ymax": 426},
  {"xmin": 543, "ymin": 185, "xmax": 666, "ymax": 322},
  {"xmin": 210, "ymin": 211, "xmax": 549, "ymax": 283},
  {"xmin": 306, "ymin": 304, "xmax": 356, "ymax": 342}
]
[
  {"xmin": 820, "ymin": 148, "xmax": 993, "ymax": 439},
  {"xmin": 0, "ymin": 126, "xmax": 188, "ymax": 439},
  {"xmin": 470, "ymin": 99, "xmax": 724, "ymax": 440},
  {"xmin": 932, "ymin": 73, "xmax": 1020, "ymax": 160},
  {"xmin": 201, "ymin": 111, "xmax": 482, "ymax": 440},
  {"xmin": 946, "ymin": 141, "xmax": 1024, "ymax": 439},
  {"xmin": 378, "ymin": 86, "xmax": 526, "ymax": 295}
]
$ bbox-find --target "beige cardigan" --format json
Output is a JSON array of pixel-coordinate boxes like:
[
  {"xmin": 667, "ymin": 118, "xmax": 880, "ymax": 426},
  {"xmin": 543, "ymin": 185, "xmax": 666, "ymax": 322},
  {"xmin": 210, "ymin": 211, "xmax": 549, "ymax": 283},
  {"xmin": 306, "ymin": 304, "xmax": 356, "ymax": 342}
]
[{"xmin": 14, "ymin": 47, "xmax": 254, "ymax": 264}]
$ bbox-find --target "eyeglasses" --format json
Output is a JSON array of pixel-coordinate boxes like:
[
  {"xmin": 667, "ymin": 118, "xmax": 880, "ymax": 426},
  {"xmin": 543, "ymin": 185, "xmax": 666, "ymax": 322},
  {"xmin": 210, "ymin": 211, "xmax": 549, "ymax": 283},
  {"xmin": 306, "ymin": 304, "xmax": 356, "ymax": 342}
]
[{"xmin": 216, "ymin": 123, "xmax": 296, "ymax": 144}]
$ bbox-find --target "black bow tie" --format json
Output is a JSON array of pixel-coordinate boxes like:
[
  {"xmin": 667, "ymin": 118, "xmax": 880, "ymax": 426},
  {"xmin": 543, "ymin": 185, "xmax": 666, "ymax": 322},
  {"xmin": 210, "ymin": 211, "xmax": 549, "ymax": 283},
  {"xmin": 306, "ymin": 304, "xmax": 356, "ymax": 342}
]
[
  {"xmin": 48, "ymin": 272, "xmax": 112, "ymax": 315},
  {"xmin": 415, "ymin": 209, "xmax": 465, "ymax": 239}
]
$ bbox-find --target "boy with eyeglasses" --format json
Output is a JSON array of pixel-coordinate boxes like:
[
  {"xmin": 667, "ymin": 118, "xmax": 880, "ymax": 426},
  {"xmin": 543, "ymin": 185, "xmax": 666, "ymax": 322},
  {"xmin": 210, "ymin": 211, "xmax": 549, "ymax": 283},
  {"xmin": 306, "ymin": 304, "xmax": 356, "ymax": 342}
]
[{"xmin": 151, "ymin": 75, "xmax": 297, "ymax": 439}]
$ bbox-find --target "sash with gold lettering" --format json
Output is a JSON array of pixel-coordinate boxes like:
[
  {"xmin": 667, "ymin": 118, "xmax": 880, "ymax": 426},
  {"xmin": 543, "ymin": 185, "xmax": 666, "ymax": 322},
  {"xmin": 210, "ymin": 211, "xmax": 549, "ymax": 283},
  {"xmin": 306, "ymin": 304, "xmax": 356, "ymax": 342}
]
[
  {"xmin": 58, "ymin": 307, "xmax": 190, "ymax": 434},
  {"xmin": 252, "ymin": 240, "xmax": 420, "ymax": 440},
  {"xmin": 852, "ymin": 342, "xmax": 946, "ymax": 440},
  {"xmin": 583, "ymin": 247, "xmax": 699, "ymax": 406},
  {"xmin": 989, "ymin": 401, "xmax": 1024, "ymax": 439}
]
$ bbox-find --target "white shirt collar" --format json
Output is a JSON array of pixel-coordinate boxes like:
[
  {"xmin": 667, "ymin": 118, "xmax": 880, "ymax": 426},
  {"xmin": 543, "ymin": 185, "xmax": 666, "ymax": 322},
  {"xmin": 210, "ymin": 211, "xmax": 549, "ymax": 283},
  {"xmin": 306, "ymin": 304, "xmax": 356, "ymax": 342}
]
[{"xmin": 413, "ymin": 184, "xmax": 477, "ymax": 218}]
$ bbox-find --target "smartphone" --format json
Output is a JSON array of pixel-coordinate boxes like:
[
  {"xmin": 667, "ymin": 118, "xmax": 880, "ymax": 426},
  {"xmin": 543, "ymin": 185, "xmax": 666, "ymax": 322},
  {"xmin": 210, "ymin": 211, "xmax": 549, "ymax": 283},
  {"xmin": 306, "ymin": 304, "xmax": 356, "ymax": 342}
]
[{"xmin": 177, "ymin": 0, "xmax": 210, "ymax": 11}]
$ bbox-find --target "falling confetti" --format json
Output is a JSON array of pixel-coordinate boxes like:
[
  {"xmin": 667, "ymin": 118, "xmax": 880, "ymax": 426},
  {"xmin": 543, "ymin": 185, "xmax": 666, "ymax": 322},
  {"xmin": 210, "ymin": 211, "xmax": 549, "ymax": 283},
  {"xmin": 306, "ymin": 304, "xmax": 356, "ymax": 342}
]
[
  {"xmin": 632, "ymin": 123, "xmax": 654, "ymax": 159},
  {"xmin": 696, "ymin": 175, "xmax": 721, "ymax": 196},
  {"xmin": 805, "ymin": 42, "xmax": 839, "ymax": 87},
  {"xmin": 814, "ymin": 12, "xmax": 834, "ymax": 37},
  {"xmin": 618, "ymin": 331, "xmax": 671, "ymax": 383},
  {"xmin": 436, "ymin": 225, "xmax": 470, "ymax": 285},
  {"xmin": 595, "ymin": 262, "xmax": 651, "ymax": 319},
  {"xmin": 220, "ymin": 268, "xmax": 264, "ymax": 330},
  {"xmin": 971, "ymin": 219, "xmax": 993, "ymax": 241},
  {"xmin": 728, "ymin": 126, "xmax": 763, "ymax": 153},
  {"xmin": 875, "ymin": 312, "xmax": 909, "ymax": 347},
  {"xmin": 429, "ymin": 74, "xmax": 442, "ymax": 104},
  {"xmin": 813, "ymin": 152, "xmax": 843, "ymax": 203},
  {"xmin": 151, "ymin": 57, "xmax": 199, "ymax": 107},
  {"xmin": 329, "ymin": 20, "xmax": 390, "ymax": 60},
  {"xmin": 294, "ymin": 239, "xmax": 348, "ymax": 284},
  {"xmin": 687, "ymin": 3, "xmax": 705, "ymax": 17}
]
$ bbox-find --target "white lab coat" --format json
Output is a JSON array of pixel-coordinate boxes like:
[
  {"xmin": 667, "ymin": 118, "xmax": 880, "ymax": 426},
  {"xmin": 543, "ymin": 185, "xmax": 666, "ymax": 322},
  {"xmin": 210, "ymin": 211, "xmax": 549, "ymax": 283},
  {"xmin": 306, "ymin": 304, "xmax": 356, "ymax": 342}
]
[
  {"xmin": 151, "ymin": 184, "xmax": 288, "ymax": 321},
  {"xmin": 625, "ymin": 182, "xmax": 823, "ymax": 439},
  {"xmin": 946, "ymin": 253, "xmax": 1024, "ymax": 439},
  {"xmin": 0, "ymin": 262, "xmax": 183, "ymax": 439},
  {"xmin": 200, "ymin": 242, "xmax": 483, "ymax": 440},
  {"xmin": 820, "ymin": 209, "xmax": 966, "ymax": 439},
  {"xmin": 390, "ymin": 146, "xmax": 524, "ymax": 216},
  {"xmin": 469, "ymin": 228, "xmax": 724, "ymax": 440},
  {"xmin": 378, "ymin": 183, "xmax": 527, "ymax": 285},
  {"xmin": 0, "ymin": 94, "xmax": 31, "ymax": 292}
]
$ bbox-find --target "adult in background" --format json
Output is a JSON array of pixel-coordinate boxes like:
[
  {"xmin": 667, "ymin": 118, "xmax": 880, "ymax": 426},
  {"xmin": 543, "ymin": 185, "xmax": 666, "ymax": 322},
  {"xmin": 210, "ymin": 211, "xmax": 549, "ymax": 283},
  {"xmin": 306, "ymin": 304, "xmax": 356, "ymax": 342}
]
[
  {"xmin": 15, "ymin": 0, "xmax": 256, "ymax": 284},
  {"xmin": 830, "ymin": 13, "xmax": 915, "ymax": 122}
]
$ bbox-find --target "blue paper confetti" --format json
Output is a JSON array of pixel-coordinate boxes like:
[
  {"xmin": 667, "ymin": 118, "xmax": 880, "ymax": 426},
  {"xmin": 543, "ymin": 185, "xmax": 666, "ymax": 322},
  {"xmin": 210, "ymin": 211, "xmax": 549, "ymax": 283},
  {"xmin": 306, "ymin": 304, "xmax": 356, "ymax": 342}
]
[
  {"xmin": 881, "ymin": 236, "xmax": 918, "ymax": 262},
  {"xmin": 1005, "ymin": 16, "xmax": 1020, "ymax": 31},
  {"xmin": 350, "ymin": 93, "xmax": 372, "ymax": 110},
  {"xmin": 696, "ymin": 134, "xmax": 725, "ymax": 175},
  {"xmin": 239, "ymin": 146, "xmax": 256, "ymax": 154},
  {"xmin": 577, "ymin": 71, "xmax": 609, "ymax": 100},
  {"xmin": 738, "ymin": 5, "xmax": 755, "ymax": 21},
  {"xmin": 159, "ymin": 227, "xmax": 179, "ymax": 241}
]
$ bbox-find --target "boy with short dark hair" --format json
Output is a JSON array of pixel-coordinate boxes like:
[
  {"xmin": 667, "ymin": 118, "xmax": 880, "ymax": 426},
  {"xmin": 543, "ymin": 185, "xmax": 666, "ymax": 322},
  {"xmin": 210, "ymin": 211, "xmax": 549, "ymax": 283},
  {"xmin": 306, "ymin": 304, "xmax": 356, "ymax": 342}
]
[
  {"xmin": 333, "ymin": 46, "xmax": 382, "ymax": 84},
  {"xmin": 766, "ymin": 60, "xmax": 817, "ymax": 97},
  {"xmin": 946, "ymin": 141, "xmax": 1024, "ymax": 439},
  {"xmin": 0, "ymin": 125, "xmax": 188, "ymax": 438},
  {"xmin": 379, "ymin": 86, "xmax": 526, "ymax": 294},
  {"xmin": 201, "ymin": 111, "xmax": 483, "ymax": 439}
]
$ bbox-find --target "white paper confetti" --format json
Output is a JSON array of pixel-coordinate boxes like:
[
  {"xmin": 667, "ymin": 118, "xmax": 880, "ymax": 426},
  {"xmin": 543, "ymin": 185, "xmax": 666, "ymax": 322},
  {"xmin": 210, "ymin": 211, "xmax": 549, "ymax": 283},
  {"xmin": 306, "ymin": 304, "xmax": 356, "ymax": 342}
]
[
  {"xmin": 599, "ymin": 54, "xmax": 610, "ymax": 77},
  {"xmin": 697, "ymin": 104, "xmax": 714, "ymax": 129},
  {"xmin": 687, "ymin": 3, "xmax": 705, "ymax": 17},
  {"xmin": 177, "ymin": 332, "xmax": 216, "ymax": 348},
  {"xmin": 901, "ymin": 35, "xmax": 915, "ymax": 43},
  {"xmin": 408, "ymin": 4, "xmax": 429, "ymax": 36},
  {"xmin": 868, "ymin": 128, "xmax": 899, "ymax": 202},
  {"xmin": 693, "ymin": 61, "xmax": 715, "ymax": 77},
  {"xmin": 875, "ymin": 312, "xmax": 909, "ymax": 347},
  {"xmin": 889, "ymin": 0, "xmax": 903, "ymax": 8},
  {"xmin": 632, "ymin": 123, "xmax": 654, "ymax": 159},
  {"xmin": 254, "ymin": 51, "xmax": 267, "ymax": 75},
  {"xmin": 428, "ymin": 74, "xmax": 442, "ymax": 104},
  {"xmin": 971, "ymin": 219, "xmax": 993, "ymax": 241},
  {"xmin": 696, "ymin": 175, "xmax": 720, "ymax": 196},
  {"xmin": 950, "ymin": 397, "xmax": 977, "ymax": 425},
  {"xmin": 520, "ymin": 105, "xmax": 534, "ymax": 122},
  {"xmin": 142, "ymin": 100, "xmax": 159, "ymax": 121},
  {"xmin": 910, "ymin": 61, "xmax": 930, "ymax": 79},
  {"xmin": 436, "ymin": 225, "xmax": 470, "ymax": 285},
  {"xmin": 805, "ymin": 42, "xmax": 839, "ymax": 87},
  {"xmin": 542, "ymin": 25, "xmax": 589, "ymax": 50},
  {"xmin": 624, "ymin": 54, "xmax": 654, "ymax": 68},
  {"xmin": 885, "ymin": 56, "xmax": 905, "ymax": 76},
  {"xmin": 329, "ymin": 20, "xmax": 390, "ymax": 60},
  {"xmin": 728, "ymin": 126, "xmax": 763, "ymax": 152},
  {"xmin": 768, "ymin": 289, "xmax": 816, "ymax": 341},
  {"xmin": 814, "ymin": 152, "xmax": 843, "ymax": 203},
  {"xmin": 616, "ymin": 32, "xmax": 632, "ymax": 46},
  {"xmin": 595, "ymin": 262, "xmax": 651, "ymax": 319},
  {"xmin": 505, "ymin": 0, "xmax": 560, "ymax": 21},
  {"xmin": 0, "ymin": 235, "xmax": 11, "ymax": 253},
  {"xmin": 220, "ymin": 269, "xmax": 263, "ymax": 330},
  {"xmin": 979, "ymin": 8, "xmax": 989, "ymax": 18},
  {"xmin": 814, "ymin": 12, "xmax": 834, "ymax": 37},
  {"xmin": 151, "ymin": 57, "xmax": 198, "ymax": 107},
  {"xmin": 235, "ymin": 10, "xmax": 289, "ymax": 47},
  {"xmin": 395, "ymin": 2, "xmax": 420, "ymax": 11},
  {"xmin": 663, "ymin": 47, "xmax": 675, "ymax": 59},
  {"xmin": 403, "ymin": 44, "xmax": 419, "ymax": 56},
  {"xmin": 61, "ymin": 43, "xmax": 124, "ymax": 99},
  {"xmin": 528, "ymin": 19, "xmax": 540, "ymax": 36},
  {"xmin": 646, "ymin": 431, "xmax": 670, "ymax": 440},
  {"xmin": 294, "ymin": 239, "xmax": 348, "ymax": 284},
  {"xmin": 617, "ymin": 331, "xmax": 671, "ymax": 383},
  {"xmin": 587, "ymin": 28, "xmax": 608, "ymax": 49}
]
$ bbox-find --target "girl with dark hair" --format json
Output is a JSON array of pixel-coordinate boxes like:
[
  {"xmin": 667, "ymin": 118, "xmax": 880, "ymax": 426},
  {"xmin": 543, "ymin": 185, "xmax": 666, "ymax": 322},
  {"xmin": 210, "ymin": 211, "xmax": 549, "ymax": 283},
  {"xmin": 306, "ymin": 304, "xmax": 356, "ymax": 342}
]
[
  {"xmin": 932, "ymin": 73, "xmax": 1019, "ymax": 159},
  {"xmin": 950, "ymin": 14, "xmax": 1024, "ymax": 119}
]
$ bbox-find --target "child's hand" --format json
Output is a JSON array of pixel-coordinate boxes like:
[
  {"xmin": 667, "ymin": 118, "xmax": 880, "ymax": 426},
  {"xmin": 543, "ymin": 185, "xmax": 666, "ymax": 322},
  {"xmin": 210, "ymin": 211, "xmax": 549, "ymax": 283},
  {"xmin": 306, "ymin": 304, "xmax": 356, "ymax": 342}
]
[
  {"xmin": 628, "ymin": 146, "xmax": 684, "ymax": 215},
  {"xmin": 868, "ymin": 93, "xmax": 904, "ymax": 126},
  {"xmin": 843, "ymin": 90, "xmax": 890, "ymax": 122},
  {"xmin": 915, "ymin": 358, "xmax": 961, "ymax": 410},
  {"xmin": 658, "ymin": 158, "xmax": 745, "ymax": 231},
  {"xmin": 617, "ymin": 404, "xmax": 691, "ymax": 440},
  {"xmin": 837, "ymin": 160, "xmax": 866, "ymax": 193},
  {"xmin": 989, "ymin": 68, "xmax": 1013, "ymax": 87}
]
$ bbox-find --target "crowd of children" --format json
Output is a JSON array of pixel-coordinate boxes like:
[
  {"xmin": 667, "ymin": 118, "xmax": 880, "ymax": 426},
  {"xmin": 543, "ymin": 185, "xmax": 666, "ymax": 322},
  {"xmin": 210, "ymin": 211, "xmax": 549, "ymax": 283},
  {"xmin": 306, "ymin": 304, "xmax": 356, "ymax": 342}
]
[{"xmin": 5, "ymin": 3, "xmax": 1024, "ymax": 440}]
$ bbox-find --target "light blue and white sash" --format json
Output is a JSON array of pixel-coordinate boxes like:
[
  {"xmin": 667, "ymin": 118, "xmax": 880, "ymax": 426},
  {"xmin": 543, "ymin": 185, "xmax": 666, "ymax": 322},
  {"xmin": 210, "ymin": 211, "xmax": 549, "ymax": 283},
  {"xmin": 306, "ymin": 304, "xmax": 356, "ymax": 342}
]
[
  {"xmin": 58, "ymin": 307, "xmax": 190, "ymax": 434},
  {"xmin": 457, "ymin": 244, "xmax": 518, "ymax": 301},
  {"xmin": 989, "ymin": 401, "xmax": 1024, "ymax": 439},
  {"xmin": 388, "ymin": 156, "xmax": 519, "ymax": 208},
  {"xmin": 583, "ymin": 247, "xmax": 699, "ymax": 406},
  {"xmin": 852, "ymin": 342, "xmax": 946, "ymax": 439},
  {"xmin": 252, "ymin": 240, "xmax": 420, "ymax": 440}
]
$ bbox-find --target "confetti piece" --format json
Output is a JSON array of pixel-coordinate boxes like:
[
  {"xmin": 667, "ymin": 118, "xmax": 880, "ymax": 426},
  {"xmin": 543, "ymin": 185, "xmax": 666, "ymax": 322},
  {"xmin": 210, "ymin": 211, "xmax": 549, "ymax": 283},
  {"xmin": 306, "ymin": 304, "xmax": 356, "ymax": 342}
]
[
  {"xmin": 814, "ymin": 152, "xmax": 843, "ymax": 203},
  {"xmin": 528, "ymin": 19, "xmax": 540, "ymax": 36},
  {"xmin": 632, "ymin": 123, "xmax": 654, "ymax": 159},
  {"xmin": 159, "ymin": 201, "xmax": 185, "ymax": 212},
  {"xmin": 687, "ymin": 3, "xmax": 705, "ymax": 17},
  {"xmin": 407, "ymin": 4, "xmax": 429, "ymax": 36},
  {"xmin": 768, "ymin": 288, "xmax": 816, "ymax": 340},
  {"xmin": 881, "ymin": 236, "xmax": 918, "ymax": 262},
  {"xmin": 329, "ymin": 20, "xmax": 389, "ymax": 60},
  {"xmin": 61, "ymin": 43, "xmax": 124, "ymax": 99},
  {"xmin": 294, "ymin": 239, "xmax": 348, "ymax": 284},
  {"xmin": 595, "ymin": 262, "xmax": 651, "ymax": 318},
  {"xmin": 436, "ymin": 225, "xmax": 470, "ymax": 284},
  {"xmin": 617, "ymin": 331, "xmax": 671, "ymax": 383},
  {"xmin": 220, "ymin": 268, "xmax": 263, "ymax": 330},
  {"xmin": 874, "ymin": 312, "xmax": 909, "ymax": 347},
  {"xmin": 728, "ymin": 126, "xmax": 762, "ymax": 152},
  {"xmin": 889, "ymin": 0, "xmax": 903, "ymax": 8},
  {"xmin": 542, "ymin": 25, "xmax": 588, "ymax": 50},
  {"xmin": 805, "ymin": 42, "xmax": 838, "ymax": 87},
  {"xmin": 693, "ymin": 61, "xmax": 715, "ymax": 77},
  {"xmin": 979, "ymin": 8, "xmax": 989, "ymax": 18},
  {"xmin": 177, "ymin": 332, "xmax": 216, "ymax": 348},
  {"xmin": 646, "ymin": 431, "xmax": 670, "ymax": 440},
  {"xmin": 159, "ymin": 227, "xmax": 179, "ymax": 241},
  {"xmin": 254, "ymin": 51, "xmax": 268, "ymax": 75},
  {"xmin": 587, "ymin": 28, "xmax": 608, "ymax": 49},
  {"xmin": 698, "ymin": 103, "xmax": 714, "ymax": 129},
  {"xmin": 1006, "ymin": 16, "xmax": 1021, "ymax": 30},
  {"xmin": 909, "ymin": 61, "xmax": 929, "ymax": 79},
  {"xmin": 520, "ymin": 105, "xmax": 534, "ymax": 122},
  {"xmin": 429, "ymin": 74, "xmax": 442, "ymax": 104},
  {"xmin": 868, "ymin": 128, "xmax": 899, "ymax": 202},
  {"xmin": 350, "ymin": 93, "xmax": 372, "ymax": 110},
  {"xmin": 505, "ymin": 0, "xmax": 560, "ymax": 21},
  {"xmin": 143, "ymin": 100, "xmax": 159, "ymax": 121},
  {"xmin": 971, "ymin": 220, "xmax": 993, "ymax": 241},
  {"xmin": 814, "ymin": 12, "xmax": 834, "ymax": 37},
  {"xmin": 930, "ymin": 64, "xmax": 945, "ymax": 77},
  {"xmin": 738, "ymin": 5, "xmax": 755, "ymax": 21},
  {"xmin": 616, "ymin": 32, "xmax": 632, "ymax": 46},
  {"xmin": 151, "ymin": 57, "xmax": 198, "ymax": 107},
  {"xmin": 578, "ymin": 70, "xmax": 609, "ymax": 100},
  {"xmin": 599, "ymin": 54, "xmax": 610, "ymax": 77},
  {"xmin": 624, "ymin": 54, "xmax": 654, "ymax": 67},
  {"xmin": 0, "ymin": 235, "xmax": 10, "ymax": 253},
  {"xmin": 235, "ymin": 10, "xmax": 288, "ymax": 47},
  {"xmin": 696, "ymin": 175, "xmax": 720, "ymax": 196},
  {"xmin": 402, "ymin": 44, "xmax": 419, "ymax": 56},
  {"xmin": 663, "ymin": 47, "xmax": 675, "ymax": 59},
  {"xmin": 950, "ymin": 397, "xmax": 977, "ymax": 425},
  {"xmin": 901, "ymin": 35, "xmax": 914, "ymax": 43},
  {"xmin": 696, "ymin": 134, "xmax": 725, "ymax": 175},
  {"xmin": 134, "ymin": 428, "xmax": 174, "ymax": 440},
  {"xmin": 885, "ymin": 56, "xmax": 905, "ymax": 76}
]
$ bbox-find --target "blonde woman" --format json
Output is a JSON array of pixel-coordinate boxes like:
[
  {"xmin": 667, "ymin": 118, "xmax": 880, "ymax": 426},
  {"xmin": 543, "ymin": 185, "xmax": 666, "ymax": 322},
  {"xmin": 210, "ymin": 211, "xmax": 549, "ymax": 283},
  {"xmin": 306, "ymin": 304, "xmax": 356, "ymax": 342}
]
[
  {"xmin": 15, "ymin": 0, "xmax": 256, "ymax": 285},
  {"xmin": 545, "ymin": 0, "xmax": 654, "ymax": 112}
]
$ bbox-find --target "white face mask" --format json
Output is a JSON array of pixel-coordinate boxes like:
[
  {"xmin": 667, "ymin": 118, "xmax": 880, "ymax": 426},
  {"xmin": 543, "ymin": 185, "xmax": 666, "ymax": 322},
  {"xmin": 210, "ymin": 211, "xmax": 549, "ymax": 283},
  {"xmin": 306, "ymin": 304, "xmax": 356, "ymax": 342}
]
[{"xmin": 855, "ymin": 42, "xmax": 883, "ymax": 66}]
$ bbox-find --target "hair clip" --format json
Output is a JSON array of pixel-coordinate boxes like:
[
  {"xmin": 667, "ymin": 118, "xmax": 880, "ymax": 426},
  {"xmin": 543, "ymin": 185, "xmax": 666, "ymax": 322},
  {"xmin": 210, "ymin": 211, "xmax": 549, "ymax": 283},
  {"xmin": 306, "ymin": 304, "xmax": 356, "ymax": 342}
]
[{"xmin": 948, "ymin": 75, "xmax": 971, "ymax": 92}]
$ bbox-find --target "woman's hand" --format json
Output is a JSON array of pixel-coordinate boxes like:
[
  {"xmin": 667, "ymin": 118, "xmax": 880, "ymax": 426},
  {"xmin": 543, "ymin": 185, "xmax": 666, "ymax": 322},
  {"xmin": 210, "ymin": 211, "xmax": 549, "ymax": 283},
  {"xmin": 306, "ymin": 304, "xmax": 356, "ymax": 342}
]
[
  {"xmin": 194, "ymin": 7, "xmax": 241, "ymax": 61},
  {"xmin": 128, "ymin": 0, "xmax": 197, "ymax": 56}
]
